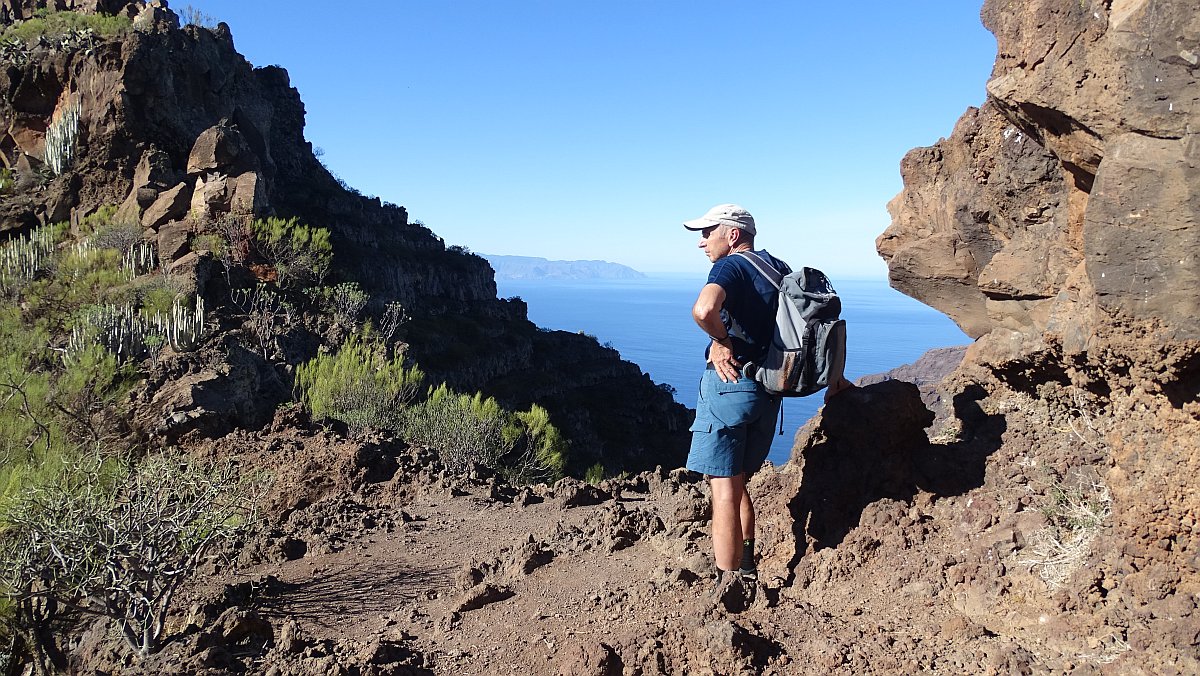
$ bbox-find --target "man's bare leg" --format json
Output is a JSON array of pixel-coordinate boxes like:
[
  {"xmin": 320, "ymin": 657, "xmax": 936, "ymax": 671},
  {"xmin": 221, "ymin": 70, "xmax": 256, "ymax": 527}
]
[
  {"xmin": 740, "ymin": 488, "xmax": 755, "ymax": 544},
  {"xmin": 710, "ymin": 473, "xmax": 748, "ymax": 571}
]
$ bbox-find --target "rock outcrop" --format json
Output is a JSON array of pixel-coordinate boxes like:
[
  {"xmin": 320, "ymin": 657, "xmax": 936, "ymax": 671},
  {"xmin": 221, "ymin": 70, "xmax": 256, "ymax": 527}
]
[
  {"xmin": 878, "ymin": 0, "xmax": 1200, "ymax": 671},
  {"xmin": 881, "ymin": 0, "xmax": 1199, "ymax": 358}
]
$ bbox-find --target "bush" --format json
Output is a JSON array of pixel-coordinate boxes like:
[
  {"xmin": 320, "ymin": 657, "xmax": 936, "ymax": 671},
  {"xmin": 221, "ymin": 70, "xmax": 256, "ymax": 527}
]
[
  {"xmin": 135, "ymin": 276, "xmax": 183, "ymax": 319},
  {"xmin": 0, "ymin": 169, "xmax": 12, "ymax": 196},
  {"xmin": 309, "ymin": 281, "xmax": 369, "ymax": 332},
  {"xmin": 1021, "ymin": 477, "xmax": 1111, "ymax": 589},
  {"xmin": 504, "ymin": 404, "xmax": 567, "ymax": 485},
  {"xmin": 584, "ymin": 462, "xmax": 606, "ymax": 485},
  {"xmin": 190, "ymin": 233, "xmax": 227, "ymax": 258},
  {"xmin": 178, "ymin": 5, "xmax": 218, "ymax": 29},
  {"xmin": 0, "ymin": 10, "xmax": 130, "ymax": 43},
  {"xmin": 294, "ymin": 337, "xmax": 424, "ymax": 434},
  {"xmin": 404, "ymin": 385, "xmax": 508, "ymax": 474},
  {"xmin": 404, "ymin": 385, "xmax": 567, "ymax": 484},
  {"xmin": 250, "ymin": 217, "xmax": 331, "ymax": 289},
  {"xmin": 0, "ymin": 450, "xmax": 265, "ymax": 659}
]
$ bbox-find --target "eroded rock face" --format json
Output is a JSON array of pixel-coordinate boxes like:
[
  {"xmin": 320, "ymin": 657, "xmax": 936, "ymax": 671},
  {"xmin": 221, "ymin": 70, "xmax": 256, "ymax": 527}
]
[
  {"xmin": 882, "ymin": 0, "xmax": 1199, "ymax": 351},
  {"xmin": 880, "ymin": 102, "xmax": 1067, "ymax": 339},
  {"xmin": 876, "ymin": 1, "xmax": 1200, "ymax": 671}
]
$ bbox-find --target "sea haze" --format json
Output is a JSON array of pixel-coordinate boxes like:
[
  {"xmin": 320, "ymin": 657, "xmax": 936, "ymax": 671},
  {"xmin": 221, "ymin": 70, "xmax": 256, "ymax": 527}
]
[{"xmin": 496, "ymin": 276, "xmax": 970, "ymax": 466}]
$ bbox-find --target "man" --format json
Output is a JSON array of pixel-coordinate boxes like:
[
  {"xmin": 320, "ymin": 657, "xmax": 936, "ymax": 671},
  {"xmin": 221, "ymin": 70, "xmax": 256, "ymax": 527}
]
[{"xmin": 682, "ymin": 203, "xmax": 787, "ymax": 609}]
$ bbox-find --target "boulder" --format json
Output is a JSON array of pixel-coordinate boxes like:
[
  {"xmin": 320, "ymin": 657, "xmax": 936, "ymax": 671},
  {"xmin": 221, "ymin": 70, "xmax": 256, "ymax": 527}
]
[
  {"xmin": 165, "ymin": 250, "xmax": 213, "ymax": 301},
  {"xmin": 132, "ymin": 147, "xmax": 177, "ymax": 191},
  {"xmin": 752, "ymin": 380, "xmax": 934, "ymax": 582},
  {"xmin": 141, "ymin": 182, "xmax": 191, "ymax": 230},
  {"xmin": 187, "ymin": 123, "xmax": 253, "ymax": 175},
  {"xmin": 157, "ymin": 219, "xmax": 192, "ymax": 263},
  {"xmin": 231, "ymin": 171, "xmax": 266, "ymax": 215},
  {"xmin": 189, "ymin": 172, "xmax": 230, "ymax": 219}
]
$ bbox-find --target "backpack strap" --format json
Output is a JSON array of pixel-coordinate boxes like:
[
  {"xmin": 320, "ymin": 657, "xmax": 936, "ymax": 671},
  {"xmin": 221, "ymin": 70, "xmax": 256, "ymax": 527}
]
[{"xmin": 734, "ymin": 251, "xmax": 784, "ymax": 290}]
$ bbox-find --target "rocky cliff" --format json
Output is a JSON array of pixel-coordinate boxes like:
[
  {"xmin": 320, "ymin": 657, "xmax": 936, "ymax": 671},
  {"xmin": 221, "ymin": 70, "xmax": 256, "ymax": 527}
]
[
  {"xmin": 877, "ymin": 0, "xmax": 1199, "ymax": 669},
  {"xmin": 0, "ymin": 1, "xmax": 690, "ymax": 474}
]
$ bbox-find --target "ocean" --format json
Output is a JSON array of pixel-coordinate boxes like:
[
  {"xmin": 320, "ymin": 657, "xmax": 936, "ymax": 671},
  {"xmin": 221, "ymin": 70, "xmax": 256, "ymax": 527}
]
[{"xmin": 496, "ymin": 275, "xmax": 969, "ymax": 466}]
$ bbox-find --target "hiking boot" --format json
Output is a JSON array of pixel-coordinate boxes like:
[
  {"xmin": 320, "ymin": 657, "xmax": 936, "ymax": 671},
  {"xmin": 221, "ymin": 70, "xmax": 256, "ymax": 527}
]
[{"xmin": 709, "ymin": 570, "xmax": 754, "ymax": 613}]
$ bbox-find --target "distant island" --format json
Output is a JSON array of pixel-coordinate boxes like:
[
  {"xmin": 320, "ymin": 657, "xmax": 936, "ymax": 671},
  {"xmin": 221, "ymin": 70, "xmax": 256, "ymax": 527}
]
[{"xmin": 482, "ymin": 255, "xmax": 646, "ymax": 280}]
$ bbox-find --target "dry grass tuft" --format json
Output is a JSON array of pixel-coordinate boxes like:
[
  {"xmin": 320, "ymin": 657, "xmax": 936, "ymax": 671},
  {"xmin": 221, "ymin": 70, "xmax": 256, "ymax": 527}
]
[{"xmin": 1022, "ymin": 478, "xmax": 1112, "ymax": 589}]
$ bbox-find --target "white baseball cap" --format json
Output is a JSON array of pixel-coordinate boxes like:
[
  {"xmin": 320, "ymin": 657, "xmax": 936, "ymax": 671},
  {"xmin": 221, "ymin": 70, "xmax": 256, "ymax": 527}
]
[{"xmin": 682, "ymin": 203, "xmax": 756, "ymax": 236}]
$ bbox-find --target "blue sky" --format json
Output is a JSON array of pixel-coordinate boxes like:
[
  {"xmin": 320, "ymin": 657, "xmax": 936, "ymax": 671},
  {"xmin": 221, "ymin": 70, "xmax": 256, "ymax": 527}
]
[{"xmin": 186, "ymin": 2, "xmax": 996, "ymax": 278}]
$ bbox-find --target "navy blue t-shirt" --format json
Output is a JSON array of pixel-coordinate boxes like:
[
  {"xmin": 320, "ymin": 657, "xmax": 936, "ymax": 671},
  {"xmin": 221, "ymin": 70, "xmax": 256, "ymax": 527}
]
[{"xmin": 704, "ymin": 250, "xmax": 791, "ymax": 364}]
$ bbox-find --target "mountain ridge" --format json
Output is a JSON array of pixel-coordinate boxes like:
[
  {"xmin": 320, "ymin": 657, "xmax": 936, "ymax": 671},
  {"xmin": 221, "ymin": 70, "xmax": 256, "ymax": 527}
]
[{"xmin": 482, "ymin": 254, "xmax": 645, "ymax": 281}]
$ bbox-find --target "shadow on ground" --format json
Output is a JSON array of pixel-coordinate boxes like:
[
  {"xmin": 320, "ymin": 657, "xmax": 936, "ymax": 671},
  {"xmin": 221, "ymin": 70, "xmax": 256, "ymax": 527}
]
[{"xmin": 784, "ymin": 380, "xmax": 1006, "ymax": 578}]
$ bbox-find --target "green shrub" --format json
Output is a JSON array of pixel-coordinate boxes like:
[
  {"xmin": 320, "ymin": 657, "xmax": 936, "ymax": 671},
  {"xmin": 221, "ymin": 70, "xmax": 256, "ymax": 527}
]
[
  {"xmin": 0, "ymin": 308, "xmax": 55, "ymax": 478},
  {"xmin": 0, "ymin": 169, "xmax": 12, "ymax": 195},
  {"xmin": 190, "ymin": 233, "xmax": 227, "ymax": 258},
  {"xmin": 0, "ymin": 10, "xmax": 131, "ymax": 43},
  {"xmin": 0, "ymin": 307, "xmax": 133, "ymax": 500},
  {"xmin": 403, "ymin": 385, "xmax": 508, "ymax": 473},
  {"xmin": 584, "ymin": 462, "xmax": 606, "ymax": 485},
  {"xmin": 309, "ymin": 281, "xmax": 369, "ymax": 331},
  {"xmin": 504, "ymin": 404, "xmax": 567, "ymax": 485},
  {"xmin": 294, "ymin": 336, "xmax": 424, "ymax": 434},
  {"xmin": 136, "ymin": 276, "xmax": 183, "ymax": 318},
  {"xmin": 27, "ymin": 244, "xmax": 133, "ymax": 319},
  {"xmin": 250, "ymin": 217, "xmax": 331, "ymax": 289},
  {"xmin": 403, "ymin": 386, "xmax": 568, "ymax": 484},
  {"xmin": 79, "ymin": 206, "xmax": 120, "ymax": 234}
]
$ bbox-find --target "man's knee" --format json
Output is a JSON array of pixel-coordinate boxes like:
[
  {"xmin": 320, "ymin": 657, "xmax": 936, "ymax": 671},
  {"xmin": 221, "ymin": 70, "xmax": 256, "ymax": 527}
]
[{"xmin": 709, "ymin": 474, "xmax": 746, "ymax": 507}]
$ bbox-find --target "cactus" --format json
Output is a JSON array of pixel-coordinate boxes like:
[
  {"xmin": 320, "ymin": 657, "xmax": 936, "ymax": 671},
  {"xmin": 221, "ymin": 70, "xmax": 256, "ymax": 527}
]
[
  {"xmin": 122, "ymin": 241, "xmax": 158, "ymax": 279},
  {"xmin": 151, "ymin": 296, "xmax": 206, "ymax": 352},
  {"xmin": 0, "ymin": 225, "xmax": 58, "ymax": 297},
  {"xmin": 43, "ymin": 99, "xmax": 81, "ymax": 176},
  {"xmin": 64, "ymin": 296, "xmax": 207, "ymax": 365},
  {"xmin": 66, "ymin": 304, "xmax": 145, "ymax": 362}
]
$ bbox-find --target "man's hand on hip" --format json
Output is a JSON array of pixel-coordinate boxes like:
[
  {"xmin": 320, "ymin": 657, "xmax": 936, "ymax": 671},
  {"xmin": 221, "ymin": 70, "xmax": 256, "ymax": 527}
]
[{"xmin": 708, "ymin": 340, "xmax": 742, "ymax": 383}]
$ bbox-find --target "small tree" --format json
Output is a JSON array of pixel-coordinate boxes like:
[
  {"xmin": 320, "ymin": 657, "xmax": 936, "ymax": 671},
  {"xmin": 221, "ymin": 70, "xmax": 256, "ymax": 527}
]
[
  {"xmin": 503, "ymin": 404, "xmax": 568, "ymax": 485},
  {"xmin": 0, "ymin": 451, "xmax": 264, "ymax": 658},
  {"xmin": 250, "ymin": 217, "xmax": 331, "ymax": 289}
]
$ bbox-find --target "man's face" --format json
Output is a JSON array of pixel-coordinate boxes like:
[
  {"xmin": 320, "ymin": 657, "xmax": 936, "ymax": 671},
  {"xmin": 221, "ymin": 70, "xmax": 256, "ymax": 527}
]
[{"xmin": 698, "ymin": 225, "xmax": 731, "ymax": 262}]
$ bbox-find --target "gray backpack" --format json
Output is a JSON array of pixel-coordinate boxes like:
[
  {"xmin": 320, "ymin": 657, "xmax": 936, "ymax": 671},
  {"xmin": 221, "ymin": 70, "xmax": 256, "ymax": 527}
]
[{"xmin": 737, "ymin": 252, "xmax": 847, "ymax": 397}]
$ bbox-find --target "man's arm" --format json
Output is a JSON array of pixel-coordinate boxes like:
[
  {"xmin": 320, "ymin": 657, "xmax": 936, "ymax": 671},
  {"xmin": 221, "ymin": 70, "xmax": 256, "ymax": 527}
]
[{"xmin": 693, "ymin": 283, "xmax": 740, "ymax": 383}]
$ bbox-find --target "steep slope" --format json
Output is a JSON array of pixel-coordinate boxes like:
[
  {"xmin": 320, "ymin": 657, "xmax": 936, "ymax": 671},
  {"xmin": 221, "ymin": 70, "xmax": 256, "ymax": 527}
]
[{"xmin": 0, "ymin": 0, "xmax": 689, "ymax": 474}]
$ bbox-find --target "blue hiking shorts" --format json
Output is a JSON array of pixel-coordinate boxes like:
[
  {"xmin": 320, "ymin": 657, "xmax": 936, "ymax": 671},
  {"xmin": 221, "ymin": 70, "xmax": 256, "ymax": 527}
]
[{"xmin": 685, "ymin": 366, "xmax": 782, "ymax": 478}]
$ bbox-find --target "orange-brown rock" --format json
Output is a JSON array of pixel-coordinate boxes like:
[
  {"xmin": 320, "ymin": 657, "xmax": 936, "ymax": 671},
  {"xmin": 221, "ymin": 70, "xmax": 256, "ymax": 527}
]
[{"xmin": 879, "ymin": 0, "xmax": 1200, "ymax": 671}]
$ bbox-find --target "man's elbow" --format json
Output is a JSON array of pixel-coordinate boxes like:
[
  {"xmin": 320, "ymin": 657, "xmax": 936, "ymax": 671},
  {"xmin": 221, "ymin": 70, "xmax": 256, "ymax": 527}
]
[{"xmin": 692, "ymin": 302, "xmax": 718, "ymax": 324}]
